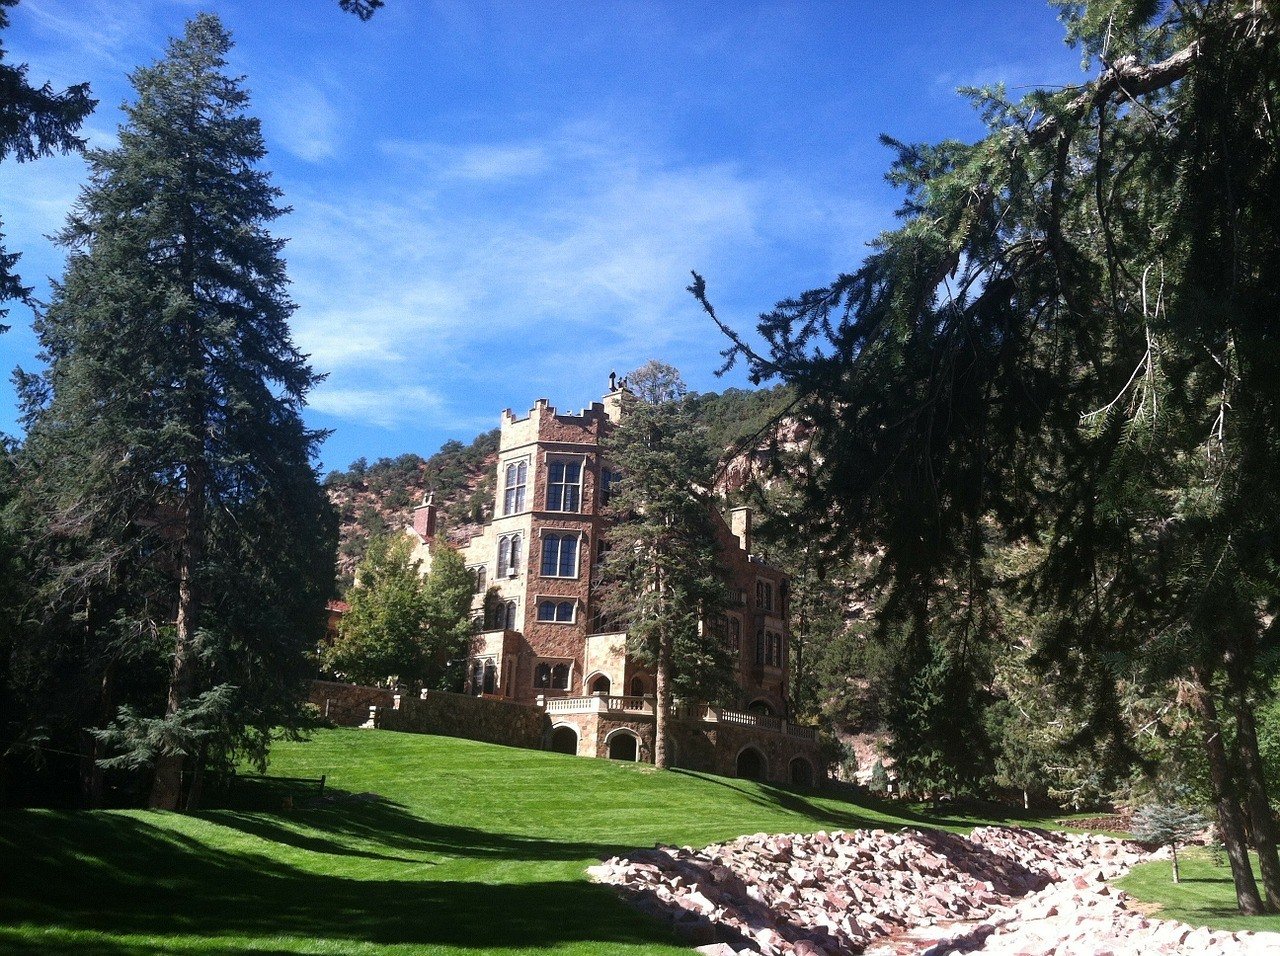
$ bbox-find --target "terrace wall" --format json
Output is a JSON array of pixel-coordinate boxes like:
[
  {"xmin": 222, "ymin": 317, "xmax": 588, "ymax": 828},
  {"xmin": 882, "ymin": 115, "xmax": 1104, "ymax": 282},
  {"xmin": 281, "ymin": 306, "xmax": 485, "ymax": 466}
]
[
  {"xmin": 379, "ymin": 689, "xmax": 550, "ymax": 749},
  {"xmin": 309, "ymin": 680, "xmax": 394, "ymax": 727}
]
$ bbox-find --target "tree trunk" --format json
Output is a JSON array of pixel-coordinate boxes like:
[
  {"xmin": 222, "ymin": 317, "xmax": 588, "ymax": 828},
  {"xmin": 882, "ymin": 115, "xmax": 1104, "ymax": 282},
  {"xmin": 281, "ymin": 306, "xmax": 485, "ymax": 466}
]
[
  {"xmin": 1233, "ymin": 686, "xmax": 1280, "ymax": 911},
  {"xmin": 150, "ymin": 460, "xmax": 206, "ymax": 810},
  {"xmin": 1171, "ymin": 842, "xmax": 1181, "ymax": 884},
  {"xmin": 1191, "ymin": 671, "xmax": 1264, "ymax": 914},
  {"xmin": 654, "ymin": 623, "xmax": 670, "ymax": 769}
]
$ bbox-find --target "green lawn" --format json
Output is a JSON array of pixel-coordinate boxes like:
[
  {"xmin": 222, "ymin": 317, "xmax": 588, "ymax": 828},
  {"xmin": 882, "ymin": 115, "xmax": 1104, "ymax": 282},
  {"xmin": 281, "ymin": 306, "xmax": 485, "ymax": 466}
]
[
  {"xmin": 1116, "ymin": 848, "xmax": 1280, "ymax": 935},
  {"xmin": 0, "ymin": 727, "xmax": 1050, "ymax": 955}
]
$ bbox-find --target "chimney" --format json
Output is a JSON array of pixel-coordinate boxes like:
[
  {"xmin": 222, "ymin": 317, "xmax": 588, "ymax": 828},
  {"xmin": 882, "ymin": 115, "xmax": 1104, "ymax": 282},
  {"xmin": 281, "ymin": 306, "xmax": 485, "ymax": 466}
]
[
  {"xmin": 413, "ymin": 492, "xmax": 437, "ymax": 540},
  {"xmin": 603, "ymin": 370, "xmax": 631, "ymax": 423},
  {"xmin": 729, "ymin": 506, "xmax": 752, "ymax": 554}
]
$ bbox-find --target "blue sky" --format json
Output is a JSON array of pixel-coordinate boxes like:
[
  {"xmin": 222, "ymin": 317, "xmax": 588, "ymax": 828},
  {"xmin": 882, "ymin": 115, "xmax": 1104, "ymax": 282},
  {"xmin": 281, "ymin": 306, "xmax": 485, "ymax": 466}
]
[{"xmin": 1, "ymin": 0, "xmax": 1085, "ymax": 471}]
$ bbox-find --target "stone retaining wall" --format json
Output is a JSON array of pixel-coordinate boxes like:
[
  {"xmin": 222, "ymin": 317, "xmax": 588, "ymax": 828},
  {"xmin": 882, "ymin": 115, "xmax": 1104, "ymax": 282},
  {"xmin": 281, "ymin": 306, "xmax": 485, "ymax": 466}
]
[
  {"xmin": 309, "ymin": 680, "xmax": 394, "ymax": 727},
  {"xmin": 379, "ymin": 689, "xmax": 550, "ymax": 749}
]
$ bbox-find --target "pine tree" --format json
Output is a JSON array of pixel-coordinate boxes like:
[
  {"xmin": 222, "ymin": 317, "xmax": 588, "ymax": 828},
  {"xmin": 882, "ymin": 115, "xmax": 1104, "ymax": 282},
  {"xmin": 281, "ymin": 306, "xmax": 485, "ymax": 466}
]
[
  {"xmin": 15, "ymin": 14, "xmax": 334, "ymax": 809},
  {"xmin": 696, "ymin": 0, "xmax": 1280, "ymax": 913},
  {"xmin": 1131, "ymin": 800, "xmax": 1210, "ymax": 884},
  {"xmin": 0, "ymin": 0, "xmax": 95, "ymax": 332},
  {"xmin": 598, "ymin": 361, "xmax": 734, "ymax": 768}
]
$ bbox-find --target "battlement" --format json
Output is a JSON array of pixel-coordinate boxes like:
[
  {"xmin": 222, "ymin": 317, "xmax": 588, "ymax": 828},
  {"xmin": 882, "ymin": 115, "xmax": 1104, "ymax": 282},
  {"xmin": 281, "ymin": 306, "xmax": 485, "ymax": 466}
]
[{"xmin": 499, "ymin": 396, "xmax": 614, "ymax": 452}]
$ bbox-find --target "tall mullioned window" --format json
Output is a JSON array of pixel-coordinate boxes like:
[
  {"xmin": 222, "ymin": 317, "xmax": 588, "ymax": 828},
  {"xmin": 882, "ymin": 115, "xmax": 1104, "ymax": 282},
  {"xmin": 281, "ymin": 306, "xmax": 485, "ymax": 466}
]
[
  {"xmin": 497, "ymin": 533, "xmax": 522, "ymax": 576},
  {"xmin": 546, "ymin": 460, "xmax": 581, "ymax": 512},
  {"xmin": 541, "ymin": 533, "xmax": 578, "ymax": 577},
  {"xmin": 503, "ymin": 460, "xmax": 527, "ymax": 515}
]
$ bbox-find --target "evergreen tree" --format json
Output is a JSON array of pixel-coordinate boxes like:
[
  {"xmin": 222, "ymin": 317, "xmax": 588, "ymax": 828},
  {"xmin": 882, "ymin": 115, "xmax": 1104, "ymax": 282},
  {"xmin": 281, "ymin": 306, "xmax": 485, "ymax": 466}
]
[
  {"xmin": 0, "ymin": 0, "xmax": 95, "ymax": 332},
  {"xmin": 1131, "ymin": 799, "xmax": 1210, "ymax": 884},
  {"xmin": 696, "ymin": 0, "xmax": 1280, "ymax": 913},
  {"xmin": 14, "ymin": 14, "xmax": 334, "ymax": 809},
  {"xmin": 598, "ymin": 361, "xmax": 734, "ymax": 768}
]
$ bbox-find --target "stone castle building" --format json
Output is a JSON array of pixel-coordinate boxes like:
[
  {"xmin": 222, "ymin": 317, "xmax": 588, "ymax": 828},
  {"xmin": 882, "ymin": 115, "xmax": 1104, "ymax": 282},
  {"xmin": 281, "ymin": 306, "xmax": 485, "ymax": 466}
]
[{"xmin": 402, "ymin": 376, "xmax": 821, "ymax": 784}]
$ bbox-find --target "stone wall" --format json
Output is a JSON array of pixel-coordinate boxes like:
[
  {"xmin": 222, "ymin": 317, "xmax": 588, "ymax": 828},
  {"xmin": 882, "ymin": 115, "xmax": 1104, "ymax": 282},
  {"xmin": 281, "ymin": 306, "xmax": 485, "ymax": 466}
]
[
  {"xmin": 379, "ymin": 688, "xmax": 550, "ymax": 749},
  {"xmin": 309, "ymin": 680, "xmax": 394, "ymax": 727}
]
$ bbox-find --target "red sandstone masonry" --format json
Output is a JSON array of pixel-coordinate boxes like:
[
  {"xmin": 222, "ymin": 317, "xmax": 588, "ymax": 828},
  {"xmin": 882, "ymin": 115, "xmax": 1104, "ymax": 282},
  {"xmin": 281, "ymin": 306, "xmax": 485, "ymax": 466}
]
[{"xmin": 308, "ymin": 680, "xmax": 394, "ymax": 727}]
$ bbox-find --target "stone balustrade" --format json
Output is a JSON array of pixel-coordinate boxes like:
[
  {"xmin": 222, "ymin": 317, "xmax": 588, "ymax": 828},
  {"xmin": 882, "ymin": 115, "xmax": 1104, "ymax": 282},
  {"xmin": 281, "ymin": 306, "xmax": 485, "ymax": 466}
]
[{"xmin": 541, "ymin": 694, "xmax": 655, "ymax": 715}]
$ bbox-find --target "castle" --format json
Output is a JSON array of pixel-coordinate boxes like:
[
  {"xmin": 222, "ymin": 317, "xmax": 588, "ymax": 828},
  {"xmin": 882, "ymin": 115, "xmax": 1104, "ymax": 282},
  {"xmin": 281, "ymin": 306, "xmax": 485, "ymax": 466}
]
[{"xmin": 403, "ymin": 376, "xmax": 821, "ymax": 784}]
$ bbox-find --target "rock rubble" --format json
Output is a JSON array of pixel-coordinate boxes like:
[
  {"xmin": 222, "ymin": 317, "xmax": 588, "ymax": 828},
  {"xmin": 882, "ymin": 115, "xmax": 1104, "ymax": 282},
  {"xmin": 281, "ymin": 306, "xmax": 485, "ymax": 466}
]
[{"xmin": 587, "ymin": 825, "xmax": 1280, "ymax": 955}]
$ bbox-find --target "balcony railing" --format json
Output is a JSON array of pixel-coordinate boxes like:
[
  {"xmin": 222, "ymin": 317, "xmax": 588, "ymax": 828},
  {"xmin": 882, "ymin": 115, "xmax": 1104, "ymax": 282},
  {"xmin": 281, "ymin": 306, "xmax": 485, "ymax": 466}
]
[{"xmin": 541, "ymin": 694, "xmax": 655, "ymax": 715}]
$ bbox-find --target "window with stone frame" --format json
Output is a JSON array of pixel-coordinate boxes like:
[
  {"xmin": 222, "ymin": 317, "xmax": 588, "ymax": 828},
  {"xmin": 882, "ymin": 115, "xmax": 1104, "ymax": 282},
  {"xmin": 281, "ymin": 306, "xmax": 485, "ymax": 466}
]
[
  {"xmin": 536, "ymin": 599, "xmax": 575, "ymax": 623},
  {"xmin": 761, "ymin": 630, "xmax": 783, "ymax": 667},
  {"xmin": 540, "ymin": 532, "xmax": 578, "ymax": 577},
  {"xmin": 503, "ymin": 460, "xmax": 528, "ymax": 515},
  {"xmin": 755, "ymin": 629, "xmax": 766, "ymax": 665},
  {"xmin": 470, "ymin": 565, "xmax": 487, "ymax": 594},
  {"xmin": 545, "ymin": 459, "xmax": 582, "ymax": 512},
  {"xmin": 497, "ymin": 533, "xmax": 522, "ymax": 577},
  {"xmin": 503, "ymin": 599, "xmax": 518, "ymax": 631},
  {"xmin": 534, "ymin": 660, "xmax": 572, "ymax": 690},
  {"xmin": 756, "ymin": 579, "xmax": 774, "ymax": 612},
  {"xmin": 727, "ymin": 615, "xmax": 742, "ymax": 655},
  {"xmin": 599, "ymin": 466, "xmax": 618, "ymax": 506}
]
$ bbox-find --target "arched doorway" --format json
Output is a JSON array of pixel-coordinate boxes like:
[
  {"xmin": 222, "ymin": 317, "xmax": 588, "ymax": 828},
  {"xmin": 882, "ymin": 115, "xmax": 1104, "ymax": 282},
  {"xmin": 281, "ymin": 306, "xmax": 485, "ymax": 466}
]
[
  {"xmin": 746, "ymin": 699, "xmax": 774, "ymax": 717},
  {"xmin": 549, "ymin": 725, "xmax": 578, "ymax": 755},
  {"xmin": 789, "ymin": 757, "xmax": 814, "ymax": 787},
  {"xmin": 736, "ymin": 746, "xmax": 766, "ymax": 780},
  {"xmin": 607, "ymin": 730, "xmax": 639, "ymax": 761},
  {"xmin": 588, "ymin": 674, "xmax": 611, "ymax": 695},
  {"xmin": 630, "ymin": 675, "xmax": 646, "ymax": 698}
]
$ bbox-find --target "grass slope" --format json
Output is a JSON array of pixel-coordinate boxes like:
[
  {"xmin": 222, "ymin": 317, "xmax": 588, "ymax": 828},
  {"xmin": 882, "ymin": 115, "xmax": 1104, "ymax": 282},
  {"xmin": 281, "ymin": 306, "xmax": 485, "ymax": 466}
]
[
  {"xmin": 0, "ymin": 728, "xmax": 1043, "ymax": 956},
  {"xmin": 1116, "ymin": 849, "xmax": 1280, "ymax": 935}
]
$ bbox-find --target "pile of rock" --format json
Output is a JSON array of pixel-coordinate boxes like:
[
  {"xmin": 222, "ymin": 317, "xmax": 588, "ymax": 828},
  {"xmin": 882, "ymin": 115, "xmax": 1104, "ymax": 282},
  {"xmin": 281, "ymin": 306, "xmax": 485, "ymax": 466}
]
[
  {"xmin": 886, "ymin": 868, "xmax": 1278, "ymax": 956},
  {"xmin": 587, "ymin": 825, "xmax": 1273, "ymax": 955}
]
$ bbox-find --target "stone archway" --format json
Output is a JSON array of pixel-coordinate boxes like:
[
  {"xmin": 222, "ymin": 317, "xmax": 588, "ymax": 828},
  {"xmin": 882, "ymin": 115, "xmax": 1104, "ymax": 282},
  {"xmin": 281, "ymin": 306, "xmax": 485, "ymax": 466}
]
[
  {"xmin": 736, "ymin": 746, "xmax": 766, "ymax": 781},
  {"xmin": 789, "ymin": 756, "xmax": 814, "ymax": 787},
  {"xmin": 549, "ymin": 725, "xmax": 578, "ymax": 755},
  {"xmin": 746, "ymin": 699, "xmax": 774, "ymax": 717},
  {"xmin": 606, "ymin": 729, "xmax": 639, "ymax": 761},
  {"xmin": 588, "ymin": 673, "xmax": 611, "ymax": 695}
]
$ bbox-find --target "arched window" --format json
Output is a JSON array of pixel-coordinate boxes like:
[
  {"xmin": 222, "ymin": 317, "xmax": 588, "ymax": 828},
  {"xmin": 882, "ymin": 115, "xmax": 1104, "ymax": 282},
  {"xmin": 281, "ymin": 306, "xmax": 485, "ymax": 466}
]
[
  {"xmin": 589, "ymin": 674, "xmax": 611, "ymax": 695},
  {"xmin": 503, "ymin": 600, "xmax": 518, "ymax": 631},
  {"xmin": 497, "ymin": 533, "xmax": 522, "ymax": 576},
  {"xmin": 630, "ymin": 675, "xmax": 646, "ymax": 697},
  {"xmin": 482, "ymin": 661, "xmax": 497, "ymax": 694},
  {"xmin": 541, "ymin": 534, "xmax": 578, "ymax": 577},
  {"xmin": 536, "ymin": 599, "xmax": 575, "ymax": 622},
  {"xmin": 503, "ymin": 460, "xmax": 527, "ymax": 515},
  {"xmin": 546, "ymin": 460, "xmax": 582, "ymax": 512},
  {"xmin": 534, "ymin": 663, "xmax": 551, "ymax": 688},
  {"xmin": 550, "ymin": 663, "xmax": 570, "ymax": 689}
]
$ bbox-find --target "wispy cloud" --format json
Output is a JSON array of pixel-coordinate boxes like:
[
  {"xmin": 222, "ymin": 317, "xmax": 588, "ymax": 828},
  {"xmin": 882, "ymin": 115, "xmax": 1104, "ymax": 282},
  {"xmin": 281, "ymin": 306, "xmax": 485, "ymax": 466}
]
[
  {"xmin": 307, "ymin": 385, "xmax": 448, "ymax": 430},
  {"xmin": 283, "ymin": 122, "xmax": 877, "ymax": 430},
  {"xmin": 260, "ymin": 81, "xmax": 342, "ymax": 163}
]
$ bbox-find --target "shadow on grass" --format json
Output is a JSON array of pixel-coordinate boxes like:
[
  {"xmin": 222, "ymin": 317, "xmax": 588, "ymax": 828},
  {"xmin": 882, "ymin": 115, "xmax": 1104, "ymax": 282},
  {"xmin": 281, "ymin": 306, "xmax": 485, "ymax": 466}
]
[
  {"xmin": 669, "ymin": 770, "xmax": 1015, "ymax": 834},
  {"xmin": 0, "ymin": 809, "xmax": 674, "ymax": 951},
  {"xmin": 197, "ymin": 788, "xmax": 612, "ymax": 864}
]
